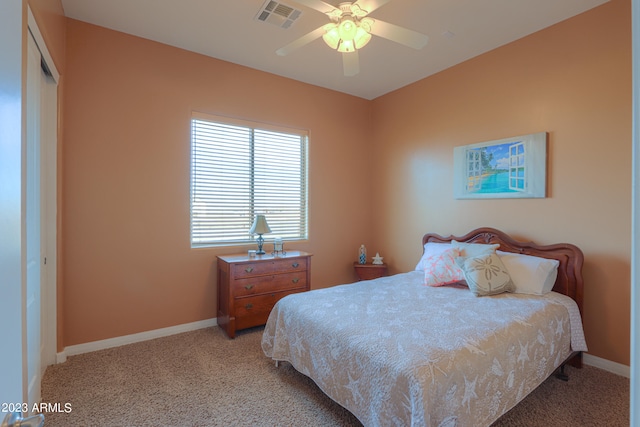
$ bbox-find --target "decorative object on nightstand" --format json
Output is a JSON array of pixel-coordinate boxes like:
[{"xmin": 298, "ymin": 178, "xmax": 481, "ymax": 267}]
[
  {"xmin": 217, "ymin": 251, "xmax": 312, "ymax": 338},
  {"xmin": 353, "ymin": 261, "xmax": 388, "ymax": 281},
  {"xmin": 358, "ymin": 244, "xmax": 367, "ymax": 264},
  {"xmin": 372, "ymin": 253, "xmax": 384, "ymax": 264},
  {"xmin": 249, "ymin": 214, "xmax": 271, "ymax": 255}
]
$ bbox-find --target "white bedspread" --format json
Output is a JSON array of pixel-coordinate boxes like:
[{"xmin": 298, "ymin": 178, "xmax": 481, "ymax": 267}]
[{"xmin": 262, "ymin": 271, "xmax": 587, "ymax": 427}]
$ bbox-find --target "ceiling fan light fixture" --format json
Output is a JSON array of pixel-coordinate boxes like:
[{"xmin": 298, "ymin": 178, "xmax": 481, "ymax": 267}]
[
  {"xmin": 322, "ymin": 24, "xmax": 340, "ymax": 49},
  {"xmin": 324, "ymin": 16, "xmax": 372, "ymax": 52},
  {"xmin": 349, "ymin": 3, "xmax": 367, "ymax": 18},
  {"xmin": 276, "ymin": 1, "xmax": 430, "ymax": 77},
  {"xmin": 337, "ymin": 39, "xmax": 356, "ymax": 53},
  {"xmin": 338, "ymin": 17, "xmax": 357, "ymax": 41},
  {"xmin": 353, "ymin": 27, "xmax": 371, "ymax": 49},
  {"xmin": 359, "ymin": 17, "xmax": 374, "ymax": 32}
]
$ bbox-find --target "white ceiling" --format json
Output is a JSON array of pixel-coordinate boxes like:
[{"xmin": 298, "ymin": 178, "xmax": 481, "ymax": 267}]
[{"xmin": 60, "ymin": 0, "xmax": 609, "ymax": 100}]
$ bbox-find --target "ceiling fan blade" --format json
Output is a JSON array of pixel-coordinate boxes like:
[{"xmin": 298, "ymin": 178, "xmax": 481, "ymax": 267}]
[
  {"xmin": 276, "ymin": 26, "xmax": 326, "ymax": 56},
  {"xmin": 369, "ymin": 19, "xmax": 429, "ymax": 50},
  {"xmin": 342, "ymin": 51, "xmax": 360, "ymax": 76},
  {"xmin": 353, "ymin": 0, "xmax": 392, "ymax": 15},
  {"xmin": 292, "ymin": 0, "xmax": 338, "ymax": 15}
]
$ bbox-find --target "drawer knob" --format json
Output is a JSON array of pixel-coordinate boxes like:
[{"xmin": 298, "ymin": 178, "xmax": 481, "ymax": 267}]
[
  {"xmin": 244, "ymin": 284, "xmax": 254, "ymax": 290},
  {"xmin": 292, "ymin": 278, "xmax": 300, "ymax": 284},
  {"xmin": 245, "ymin": 267, "xmax": 254, "ymax": 273},
  {"xmin": 245, "ymin": 303, "xmax": 253, "ymax": 310},
  {"xmin": 292, "ymin": 262, "xmax": 299, "ymax": 268}
]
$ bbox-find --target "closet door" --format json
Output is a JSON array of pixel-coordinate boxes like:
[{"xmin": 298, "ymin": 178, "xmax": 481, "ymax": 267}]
[{"xmin": 26, "ymin": 29, "xmax": 44, "ymax": 410}]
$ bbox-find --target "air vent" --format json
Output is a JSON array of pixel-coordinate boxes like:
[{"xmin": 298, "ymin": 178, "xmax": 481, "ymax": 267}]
[{"xmin": 255, "ymin": 0, "xmax": 302, "ymax": 29}]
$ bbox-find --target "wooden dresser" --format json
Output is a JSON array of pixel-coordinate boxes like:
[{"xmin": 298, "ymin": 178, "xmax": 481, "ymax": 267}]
[{"xmin": 217, "ymin": 251, "xmax": 312, "ymax": 338}]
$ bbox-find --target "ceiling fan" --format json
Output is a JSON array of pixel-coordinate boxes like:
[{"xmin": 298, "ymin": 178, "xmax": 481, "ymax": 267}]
[{"xmin": 276, "ymin": 0, "xmax": 429, "ymax": 76}]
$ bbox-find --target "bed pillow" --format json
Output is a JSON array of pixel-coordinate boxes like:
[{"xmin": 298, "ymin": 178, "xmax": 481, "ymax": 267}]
[
  {"xmin": 415, "ymin": 242, "xmax": 453, "ymax": 271},
  {"xmin": 421, "ymin": 247, "xmax": 466, "ymax": 287},
  {"xmin": 452, "ymin": 240, "xmax": 500, "ymax": 257},
  {"xmin": 457, "ymin": 252, "xmax": 515, "ymax": 296},
  {"xmin": 496, "ymin": 250, "xmax": 560, "ymax": 295}
]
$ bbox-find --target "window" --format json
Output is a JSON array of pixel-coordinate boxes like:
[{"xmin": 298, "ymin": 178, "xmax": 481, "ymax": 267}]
[{"xmin": 190, "ymin": 113, "xmax": 308, "ymax": 248}]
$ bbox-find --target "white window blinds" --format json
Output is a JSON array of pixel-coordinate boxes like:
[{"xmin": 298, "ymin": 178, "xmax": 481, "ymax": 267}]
[{"xmin": 190, "ymin": 113, "xmax": 308, "ymax": 247}]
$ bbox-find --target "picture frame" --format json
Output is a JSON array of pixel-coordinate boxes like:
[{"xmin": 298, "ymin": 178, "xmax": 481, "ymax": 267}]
[{"xmin": 453, "ymin": 132, "xmax": 547, "ymax": 199}]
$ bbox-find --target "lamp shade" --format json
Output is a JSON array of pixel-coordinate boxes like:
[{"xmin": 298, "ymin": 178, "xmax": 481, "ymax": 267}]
[
  {"xmin": 338, "ymin": 17, "xmax": 357, "ymax": 41},
  {"xmin": 249, "ymin": 215, "xmax": 271, "ymax": 235},
  {"xmin": 322, "ymin": 24, "xmax": 340, "ymax": 49},
  {"xmin": 337, "ymin": 39, "xmax": 355, "ymax": 53},
  {"xmin": 353, "ymin": 27, "xmax": 371, "ymax": 49}
]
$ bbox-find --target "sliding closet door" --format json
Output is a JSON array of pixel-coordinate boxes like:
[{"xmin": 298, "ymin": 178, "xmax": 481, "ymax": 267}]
[
  {"xmin": 26, "ymin": 7, "xmax": 60, "ymax": 409},
  {"xmin": 26, "ymin": 29, "xmax": 44, "ymax": 409}
]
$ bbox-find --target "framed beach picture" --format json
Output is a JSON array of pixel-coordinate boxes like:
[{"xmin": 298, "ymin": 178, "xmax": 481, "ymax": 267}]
[{"xmin": 453, "ymin": 132, "xmax": 547, "ymax": 199}]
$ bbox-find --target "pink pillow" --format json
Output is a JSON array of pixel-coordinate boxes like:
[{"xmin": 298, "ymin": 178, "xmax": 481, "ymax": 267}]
[
  {"xmin": 422, "ymin": 247, "xmax": 465, "ymax": 286},
  {"xmin": 415, "ymin": 242, "xmax": 452, "ymax": 271}
]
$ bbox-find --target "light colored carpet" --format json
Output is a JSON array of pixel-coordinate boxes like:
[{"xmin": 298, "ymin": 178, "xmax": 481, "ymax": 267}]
[{"xmin": 42, "ymin": 326, "xmax": 629, "ymax": 426}]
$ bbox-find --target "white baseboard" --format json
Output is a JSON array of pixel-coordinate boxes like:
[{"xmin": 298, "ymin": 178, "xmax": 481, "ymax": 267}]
[
  {"xmin": 56, "ymin": 318, "xmax": 217, "ymax": 362},
  {"xmin": 583, "ymin": 353, "xmax": 630, "ymax": 378}
]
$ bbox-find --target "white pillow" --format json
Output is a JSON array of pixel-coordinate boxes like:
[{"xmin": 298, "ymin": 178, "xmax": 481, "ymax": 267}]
[
  {"xmin": 496, "ymin": 250, "xmax": 559, "ymax": 295},
  {"xmin": 415, "ymin": 242, "xmax": 453, "ymax": 271},
  {"xmin": 452, "ymin": 240, "xmax": 500, "ymax": 257}
]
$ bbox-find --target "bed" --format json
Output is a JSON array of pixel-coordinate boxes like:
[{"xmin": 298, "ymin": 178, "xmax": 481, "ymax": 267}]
[{"xmin": 261, "ymin": 227, "xmax": 587, "ymax": 427}]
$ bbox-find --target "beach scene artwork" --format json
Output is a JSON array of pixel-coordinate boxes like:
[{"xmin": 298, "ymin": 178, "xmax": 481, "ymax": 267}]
[
  {"xmin": 453, "ymin": 133, "xmax": 547, "ymax": 199},
  {"xmin": 465, "ymin": 141, "xmax": 525, "ymax": 194}
]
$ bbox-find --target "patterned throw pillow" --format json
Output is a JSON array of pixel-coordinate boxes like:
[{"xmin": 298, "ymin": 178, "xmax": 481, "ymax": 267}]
[
  {"xmin": 457, "ymin": 253, "xmax": 515, "ymax": 296},
  {"xmin": 422, "ymin": 247, "xmax": 466, "ymax": 287},
  {"xmin": 415, "ymin": 242, "xmax": 452, "ymax": 271}
]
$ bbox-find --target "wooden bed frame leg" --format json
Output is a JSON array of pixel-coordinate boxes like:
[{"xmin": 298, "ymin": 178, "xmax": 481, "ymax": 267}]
[
  {"xmin": 275, "ymin": 361, "xmax": 279, "ymax": 368},
  {"xmin": 555, "ymin": 351, "xmax": 582, "ymax": 381},
  {"xmin": 555, "ymin": 364, "xmax": 570, "ymax": 381}
]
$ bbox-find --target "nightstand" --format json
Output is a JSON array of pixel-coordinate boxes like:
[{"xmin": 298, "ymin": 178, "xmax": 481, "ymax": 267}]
[
  {"xmin": 353, "ymin": 262, "xmax": 388, "ymax": 281},
  {"xmin": 217, "ymin": 251, "xmax": 312, "ymax": 338}
]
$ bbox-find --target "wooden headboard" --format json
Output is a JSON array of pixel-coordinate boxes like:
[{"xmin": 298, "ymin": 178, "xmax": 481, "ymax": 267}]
[{"xmin": 422, "ymin": 227, "xmax": 585, "ymax": 316}]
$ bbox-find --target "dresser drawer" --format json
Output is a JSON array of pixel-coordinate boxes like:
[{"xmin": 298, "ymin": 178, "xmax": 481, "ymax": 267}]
[
  {"xmin": 234, "ymin": 289, "xmax": 302, "ymax": 327},
  {"xmin": 233, "ymin": 272, "xmax": 307, "ymax": 297},
  {"xmin": 232, "ymin": 257, "xmax": 309, "ymax": 279},
  {"xmin": 217, "ymin": 251, "xmax": 312, "ymax": 338}
]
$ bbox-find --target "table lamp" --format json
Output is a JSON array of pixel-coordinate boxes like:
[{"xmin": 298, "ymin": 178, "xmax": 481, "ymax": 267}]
[{"xmin": 249, "ymin": 214, "xmax": 271, "ymax": 255}]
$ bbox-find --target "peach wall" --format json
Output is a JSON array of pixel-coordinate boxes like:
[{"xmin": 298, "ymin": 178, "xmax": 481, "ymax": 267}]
[
  {"xmin": 62, "ymin": 19, "xmax": 373, "ymax": 346},
  {"xmin": 371, "ymin": 0, "xmax": 631, "ymax": 365}
]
